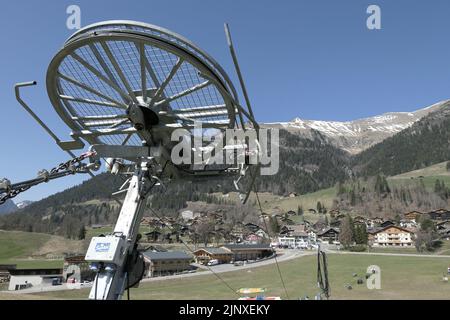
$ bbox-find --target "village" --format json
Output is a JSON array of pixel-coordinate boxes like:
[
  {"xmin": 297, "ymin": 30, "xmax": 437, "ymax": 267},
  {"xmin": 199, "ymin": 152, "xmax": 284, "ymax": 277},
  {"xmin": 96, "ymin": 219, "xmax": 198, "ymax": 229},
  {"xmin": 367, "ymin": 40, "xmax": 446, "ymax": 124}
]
[{"xmin": 2, "ymin": 206, "xmax": 450, "ymax": 293}]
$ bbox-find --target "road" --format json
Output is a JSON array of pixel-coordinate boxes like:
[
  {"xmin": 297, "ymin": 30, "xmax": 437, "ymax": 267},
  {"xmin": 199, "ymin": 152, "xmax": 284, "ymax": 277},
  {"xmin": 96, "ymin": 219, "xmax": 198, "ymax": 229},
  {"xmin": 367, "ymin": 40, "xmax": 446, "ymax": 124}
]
[{"xmin": 141, "ymin": 248, "xmax": 312, "ymax": 283}]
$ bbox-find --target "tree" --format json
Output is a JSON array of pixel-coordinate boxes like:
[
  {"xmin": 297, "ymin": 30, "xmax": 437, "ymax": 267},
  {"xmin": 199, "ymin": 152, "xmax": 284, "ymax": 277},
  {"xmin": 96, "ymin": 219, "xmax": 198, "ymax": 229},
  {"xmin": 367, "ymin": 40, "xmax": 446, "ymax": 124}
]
[
  {"xmin": 415, "ymin": 230, "xmax": 436, "ymax": 252},
  {"xmin": 339, "ymin": 215, "xmax": 354, "ymax": 248},
  {"xmin": 297, "ymin": 205, "xmax": 304, "ymax": 216},
  {"xmin": 419, "ymin": 215, "xmax": 434, "ymax": 232},
  {"xmin": 354, "ymin": 224, "xmax": 368, "ymax": 245},
  {"xmin": 78, "ymin": 224, "xmax": 86, "ymax": 240},
  {"xmin": 269, "ymin": 216, "xmax": 280, "ymax": 235},
  {"xmin": 316, "ymin": 202, "xmax": 322, "ymax": 214}
]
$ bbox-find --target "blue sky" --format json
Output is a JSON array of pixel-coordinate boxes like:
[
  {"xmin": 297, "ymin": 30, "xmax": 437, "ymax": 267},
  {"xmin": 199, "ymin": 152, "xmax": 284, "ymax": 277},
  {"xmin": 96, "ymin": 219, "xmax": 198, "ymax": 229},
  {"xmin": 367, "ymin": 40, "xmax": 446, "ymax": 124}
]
[{"xmin": 1, "ymin": 0, "xmax": 450, "ymax": 202}]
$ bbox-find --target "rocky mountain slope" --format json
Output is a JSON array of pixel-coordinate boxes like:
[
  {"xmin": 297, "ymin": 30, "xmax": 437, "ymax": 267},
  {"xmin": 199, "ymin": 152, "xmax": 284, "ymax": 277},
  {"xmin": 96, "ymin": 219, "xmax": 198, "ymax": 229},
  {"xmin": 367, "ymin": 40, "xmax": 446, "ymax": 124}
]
[{"xmin": 265, "ymin": 100, "xmax": 448, "ymax": 154}]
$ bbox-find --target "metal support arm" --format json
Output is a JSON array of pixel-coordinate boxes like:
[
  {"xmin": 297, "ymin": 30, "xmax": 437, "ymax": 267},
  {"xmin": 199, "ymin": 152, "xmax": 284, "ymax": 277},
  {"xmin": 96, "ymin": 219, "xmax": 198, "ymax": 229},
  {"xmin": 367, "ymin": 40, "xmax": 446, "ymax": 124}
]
[{"xmin": 86, "ymin": 160, "xmax": 154, "ymax": 300}]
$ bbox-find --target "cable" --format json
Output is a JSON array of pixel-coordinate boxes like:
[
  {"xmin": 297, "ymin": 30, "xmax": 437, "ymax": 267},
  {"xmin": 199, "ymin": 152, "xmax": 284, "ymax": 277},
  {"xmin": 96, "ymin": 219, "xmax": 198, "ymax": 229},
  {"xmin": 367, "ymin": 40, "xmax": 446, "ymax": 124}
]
[
  {"xmin": 254, "ymin": 189, "xmax": 290, "ymax": 300},
  {"xmin": 148, "ymin": 207, "xmax": 241, "ymax": 297},
  {"xmin": 94, "ymin": 268, "xmax": 99, "ymax": 300}
]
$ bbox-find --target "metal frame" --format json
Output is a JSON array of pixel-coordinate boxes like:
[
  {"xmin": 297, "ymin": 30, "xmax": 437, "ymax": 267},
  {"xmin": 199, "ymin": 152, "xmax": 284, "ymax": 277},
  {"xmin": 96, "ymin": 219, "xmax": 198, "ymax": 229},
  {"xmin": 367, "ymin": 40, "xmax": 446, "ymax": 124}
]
[{"xmin": 47, "ymin": 30, "xmax": 242, "ymax": 151}]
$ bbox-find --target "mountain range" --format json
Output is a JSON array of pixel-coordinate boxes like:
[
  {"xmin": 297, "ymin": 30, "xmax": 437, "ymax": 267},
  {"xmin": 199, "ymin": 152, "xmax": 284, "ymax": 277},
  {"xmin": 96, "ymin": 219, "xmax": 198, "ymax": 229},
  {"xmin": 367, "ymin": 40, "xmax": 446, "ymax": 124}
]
[{"xmin": 265, "ymin": 100, "xmax": 448, "ymax": 154}]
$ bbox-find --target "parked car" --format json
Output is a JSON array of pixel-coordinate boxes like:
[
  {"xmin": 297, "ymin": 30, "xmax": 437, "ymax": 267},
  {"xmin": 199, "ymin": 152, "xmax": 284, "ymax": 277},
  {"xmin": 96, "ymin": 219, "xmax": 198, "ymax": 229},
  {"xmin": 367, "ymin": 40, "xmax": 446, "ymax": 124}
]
[
  {"xmin": 207, "ymin": 259, "xmax": 219, "ymax": 266},
  {"xmin": 234, "ymin": 261, "xmax": 244, "ymax": 266}
]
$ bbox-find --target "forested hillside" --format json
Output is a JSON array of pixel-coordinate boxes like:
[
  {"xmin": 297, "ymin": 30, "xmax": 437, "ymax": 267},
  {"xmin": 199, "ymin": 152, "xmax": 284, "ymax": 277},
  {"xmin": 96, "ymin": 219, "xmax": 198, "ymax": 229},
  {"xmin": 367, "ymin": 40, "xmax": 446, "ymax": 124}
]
[{"xmin": 353, "ymin": 103, "xmax": 450, "ymax": 177}]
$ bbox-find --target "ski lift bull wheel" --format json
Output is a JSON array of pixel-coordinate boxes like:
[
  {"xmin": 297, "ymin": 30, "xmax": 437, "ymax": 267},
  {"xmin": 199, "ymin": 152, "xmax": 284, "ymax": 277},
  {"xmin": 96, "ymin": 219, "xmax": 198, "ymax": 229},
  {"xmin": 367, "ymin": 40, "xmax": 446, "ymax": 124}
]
[{"xmin": 46, "ymin": 21, "xmax": 247, "ymax": 169}]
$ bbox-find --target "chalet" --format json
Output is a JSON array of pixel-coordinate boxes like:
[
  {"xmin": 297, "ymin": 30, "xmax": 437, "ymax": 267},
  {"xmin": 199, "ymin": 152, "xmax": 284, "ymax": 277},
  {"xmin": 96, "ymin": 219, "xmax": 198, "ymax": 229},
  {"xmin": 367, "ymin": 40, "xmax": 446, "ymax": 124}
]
[
  {"xmin": 278, "ymin": 235, "xmax": 307, "ymax": 248},
  {"xmin": 403, "ymin": 211, "xmax": 423, "ymax": 222},
  {"xmin": 141, "ymin": 216, "xmax": 157, "ymax": 226},
  {"xmin": 289, "ymin": 192, "xmax": 298, "ymax": 198},
  {"xmin": 0, "ymin": 264, "xmax": 16, "ymax": 284},
  {"xmin": 369, "ymin": 226, "xmax": 414, "ymax": 247},
  {"xmin": 223, "ymin": 244, "xmax": 273, "ymax": 261},
  {"xmin": 8, "ymin": 268, "xmax": 63, "ymax": 291},
  {"xmin": 144, "ymin": 230, "xmax": 162, "ymax": 242},
  {"xmin": 193, "ymin": 247, "xmax": 233, "ymax": 264},
  {"xmin": 230, "ymin": 224, "xmax": 245, "ymax": 240},
  {"xmin": 143, "ymin": 251, "xmax": 193, "ymax": 277},
  {"xmin": 278, "ymin": 229, "xmax": 310, "ymax": 248},
  {"xmin": 428, "ymin": 209, "xmax": 450, "ymax": 221},
  {"xmin": 353, "ymin": 216, "xmax": 367, "ymax": 224},
  {"xmin": 313, "ymin": 220, "xmax": 328, "ymax": 231},
  {"xmin": 367, "ymin": 217, "xmax": 384, "ymax": 228},
  {"xmin": 436, "ymin": 220, "xmax": 450, "ymax": 231},
  {"xmin": 400, "ymin": 219, "xmax": 417, "ymax": 229},
  {"xmin": 255, "ymin": 228, "xmax": 268, "ymax": 239},
  {"xmin": 244, "ymin": 223, "xmax": 261, "ymax": 233},
  {"xmin": 317, "ymin": 228, "xmax": 340, "ymax": 243},
  {"xmin": 245, "ymin": 233, "xmax": 264, "ymax": 244},
  {"xmin": 437, "ymin": 221, "xmax": 450, "ymax": 239},
  {"xmin": 279, "ymin": 224, "xmax": 305, "ymax": 235},
  {"xmin": 180, "ymin": 210, "xmax": 201, "ymax": 221}
]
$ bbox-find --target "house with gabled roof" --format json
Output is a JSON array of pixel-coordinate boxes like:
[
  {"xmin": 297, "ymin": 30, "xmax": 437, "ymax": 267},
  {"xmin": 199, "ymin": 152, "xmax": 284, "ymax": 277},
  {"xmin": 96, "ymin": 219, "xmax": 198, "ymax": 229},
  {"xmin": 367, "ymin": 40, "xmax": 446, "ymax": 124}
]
[{"xmin": 369, "ymin": 225, "xmax": 414, "ymax": 247}]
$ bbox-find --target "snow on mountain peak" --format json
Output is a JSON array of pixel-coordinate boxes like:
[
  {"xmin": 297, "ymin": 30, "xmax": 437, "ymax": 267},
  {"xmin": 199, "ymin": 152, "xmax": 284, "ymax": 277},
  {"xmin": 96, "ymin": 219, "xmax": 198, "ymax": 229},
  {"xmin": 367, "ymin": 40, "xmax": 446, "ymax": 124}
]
[{"xmin": 268, "ymin": 100, "xmax": 448, "ymax": 154}]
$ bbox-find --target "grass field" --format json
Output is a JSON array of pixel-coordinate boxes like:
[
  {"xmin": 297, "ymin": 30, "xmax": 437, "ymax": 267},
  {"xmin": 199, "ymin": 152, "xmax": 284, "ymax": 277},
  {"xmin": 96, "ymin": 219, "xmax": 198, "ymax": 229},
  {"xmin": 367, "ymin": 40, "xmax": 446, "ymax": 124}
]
[
  {"xmin": 0, "ymin": 230, "xmax": 62, "ymax": 268},
  {"xmin": 388, "ymin": 161, "xmax": 450, "ymax": 190},
  {"xmin": 7, "ymin": 253, "xmax": 448, "ymax": 300},
  {"xmin": 0, "ymin": 230, "xmax": 77, "ymax": 269},
  {"xmin": 218, "ymin": 189, "xmax": 336, "ymax": 223}
]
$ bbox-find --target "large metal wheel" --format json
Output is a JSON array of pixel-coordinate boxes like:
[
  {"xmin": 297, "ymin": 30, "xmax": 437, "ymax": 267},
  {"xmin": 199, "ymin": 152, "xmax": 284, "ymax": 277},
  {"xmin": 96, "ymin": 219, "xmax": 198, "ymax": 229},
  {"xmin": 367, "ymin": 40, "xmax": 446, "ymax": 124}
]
[{"xmin": 46, "ymin": 21, "xmax": 243, "ymax": 150}]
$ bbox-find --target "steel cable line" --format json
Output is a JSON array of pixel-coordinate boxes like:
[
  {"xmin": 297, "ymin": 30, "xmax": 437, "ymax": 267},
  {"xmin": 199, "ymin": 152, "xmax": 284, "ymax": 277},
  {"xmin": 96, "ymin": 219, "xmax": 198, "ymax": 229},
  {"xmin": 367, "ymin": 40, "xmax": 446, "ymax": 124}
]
[{"xmin": 254, "ymin": 189, "xmax": 290, "ymax": 300}]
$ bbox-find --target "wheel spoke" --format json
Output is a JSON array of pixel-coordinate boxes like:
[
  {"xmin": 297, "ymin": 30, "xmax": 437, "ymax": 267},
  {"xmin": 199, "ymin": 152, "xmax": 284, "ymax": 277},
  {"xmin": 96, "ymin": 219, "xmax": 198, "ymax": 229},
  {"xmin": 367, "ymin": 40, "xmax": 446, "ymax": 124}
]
[
  {"xmin": 100, "ymin": 41, "xmax": 139, "ymax": 104},
  {"xmin": 149, "ymin": 58, "xmax": 184, "ymax": 107},
  {"xmin": 121, "ymin": 133, "xmax": 133, "ymax": 146},
  {"xmin": 109, "ymin": 118, "xmax": 131, "ymax": 129},
  {"xmin": 134, "ymin": 42, "xmax": 161, "ymax": 88},
  {"xmin": 70, "ymin": 52, "xmax": 131, "ymax": 103},
  {"xmin": 71, "ymin": 114, "xmax": 128, "ymax": 121},
  {"xmin": 154, "ymin": 80, "xmax": 211, "ymax": 107},
  {"xmin": 139, "ymin": 43, "xmax": 147, "ymax": 100},
  {"xmin": 58, "ymin": 72, "xmax": 127, "ymax": 108},
  {"xmin": 59, "ymin": 95, "xmax": 125, "ymax": 108}
]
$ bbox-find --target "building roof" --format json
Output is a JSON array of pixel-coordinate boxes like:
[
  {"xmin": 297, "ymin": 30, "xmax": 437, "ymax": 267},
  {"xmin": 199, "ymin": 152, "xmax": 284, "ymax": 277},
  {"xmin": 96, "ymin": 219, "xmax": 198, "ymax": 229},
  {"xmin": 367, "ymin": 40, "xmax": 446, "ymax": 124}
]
[
  {"xmin": 194, "ymin": 247, "xmax": 232, "ymax": 255},
  {"xmin": 143, "ymin": 251, "xmax": 192, "ymax": 261},
  {"xmin": 9, "ymin": 268, "xmax": 63, "ymax": 276},
  {"xmin": 370, "ymin": 225, "xmax": 413, "ymax": 234},
  {"xmin": 223, "ymin": 244, "xmax": 272, "ymax": 250},
  {"xmin": 317, "ymin": 227, "xmax": 339, "ymax": 236}
]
